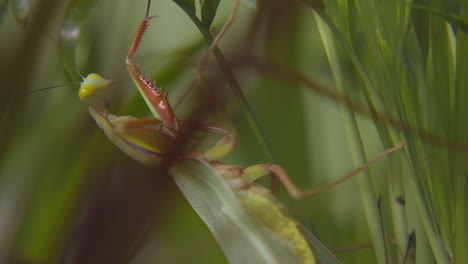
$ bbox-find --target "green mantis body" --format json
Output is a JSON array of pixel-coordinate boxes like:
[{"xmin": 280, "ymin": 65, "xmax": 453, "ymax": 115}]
[
  {"xmin": 77, "ymin": 14, "xmax": 321, "ymax": 262},
  {"xmin": 77, "ymin": 6, "xmax": 405, "ymax": 264},
  {"xmin": 80, "ymin": 42, "xmax": 319, "ymax": 264}
]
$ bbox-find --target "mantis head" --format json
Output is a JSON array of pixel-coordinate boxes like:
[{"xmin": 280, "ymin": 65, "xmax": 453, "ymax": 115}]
[{"xmin": 79, "ymin": 73, "xmax": 116, "ymax": 105}]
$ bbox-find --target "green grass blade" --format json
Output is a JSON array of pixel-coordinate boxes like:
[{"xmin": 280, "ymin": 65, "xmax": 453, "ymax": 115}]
[
  {"xmin": 314, "ymin": 10, "xmax": 392, "ymax": 264},
  {"xmin": 172, "ymin": 0, "xmax": 279, "ymax": 166},
  {"xmin": 200, "ymin": 0, "xmax": 221, "ymax": 28}
]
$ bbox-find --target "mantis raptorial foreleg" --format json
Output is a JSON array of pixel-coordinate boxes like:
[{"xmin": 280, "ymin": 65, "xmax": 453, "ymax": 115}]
[
  {"xmin": 125, "ymin": 15, "xmax": 179, "ymax": 132},
  {"xmin": 77, "ymin": 0, "xmax": 241, "ymax": 166}
]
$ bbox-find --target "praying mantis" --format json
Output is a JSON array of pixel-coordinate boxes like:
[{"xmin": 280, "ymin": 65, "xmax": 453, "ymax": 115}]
[{"xmin": 76, "ymin": 1, "xmax": 406, "ymax": 263}]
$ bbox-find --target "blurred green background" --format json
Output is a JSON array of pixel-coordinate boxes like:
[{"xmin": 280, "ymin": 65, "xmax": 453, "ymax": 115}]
[{"xmin": 1, "ymin": 0, "xmax": 466, "ymax": 263}]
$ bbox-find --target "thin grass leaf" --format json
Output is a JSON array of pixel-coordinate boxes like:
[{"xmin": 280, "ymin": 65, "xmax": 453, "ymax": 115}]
[
  {"xmin": 313, "ymin": 11, "xmax": 392, "ymax": 264},
  {"xmin": 172, "ymin": 0, "xmax": 195, "ymax": 15},
  {"xmin": 411, "ymin": 4, "xmax": 468, "ymax": 34},
  {"xmin": 172, "ymin": 0, "xmax": 279, "ymax": 167},
  {"xmin": 200, "ymin": 0, "xmax": 220, "ymax": 28},
  {"xmin": 451, "ymin": 9, "xmax": 468, "ymax": 264}
]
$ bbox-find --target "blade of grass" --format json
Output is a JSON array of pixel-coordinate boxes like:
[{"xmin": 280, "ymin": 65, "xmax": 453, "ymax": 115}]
[
  {"xmin": 314, "ymin": 11, "xmax": 391, "ymax": 264},
  {"xmin": 172, "ymin": 0, "xmax": 279, "ymax": 173}
]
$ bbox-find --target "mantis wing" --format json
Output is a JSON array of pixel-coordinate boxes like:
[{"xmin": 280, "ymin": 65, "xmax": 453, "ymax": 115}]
[
  {"xmin": 170, "ymin": 157, "xmax": 300, "ymax": 264},
  {"xmin": 296, "ymin": 224, "xmax": 342, "ymax": 263},
  {"xmin": 170, "ymin": 156, "xmax": 342, "ymax": 264}
]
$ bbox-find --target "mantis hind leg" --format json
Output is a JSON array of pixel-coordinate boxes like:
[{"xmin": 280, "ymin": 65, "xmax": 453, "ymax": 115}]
[{"xmin": 242, "ymin": 142, "xmax": 407, "ymax": 199}]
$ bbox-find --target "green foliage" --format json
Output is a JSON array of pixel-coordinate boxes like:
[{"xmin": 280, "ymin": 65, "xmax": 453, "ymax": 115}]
[{"xmin": 310, "ymin": 0, "xmax": 468, "ymax": 263}]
